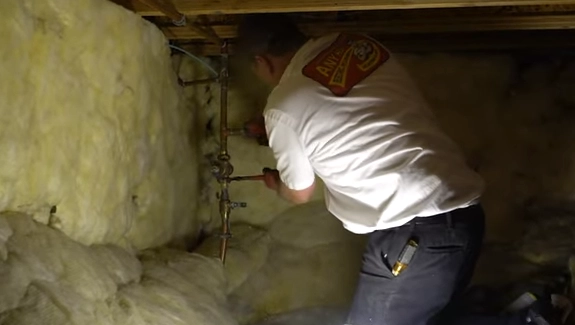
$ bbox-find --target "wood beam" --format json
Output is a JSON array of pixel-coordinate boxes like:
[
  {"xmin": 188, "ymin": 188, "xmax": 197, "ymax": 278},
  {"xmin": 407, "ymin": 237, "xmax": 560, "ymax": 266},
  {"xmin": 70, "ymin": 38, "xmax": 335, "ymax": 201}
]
[
  {"xmin": 160, "ymin": 14, "xmax": 575, "ymax": 40},
  {"xmin": 175, "ymin": 30, "xmax": 575, "ymax": 56},
  {"xmin": 132, "ymin": 0, "xmax": 575, "ymax": 16}
]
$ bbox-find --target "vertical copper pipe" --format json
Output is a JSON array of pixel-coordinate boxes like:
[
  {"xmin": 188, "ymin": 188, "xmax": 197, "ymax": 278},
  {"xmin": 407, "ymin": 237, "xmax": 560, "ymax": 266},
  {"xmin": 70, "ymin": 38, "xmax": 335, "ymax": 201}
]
[
  {"xmin": 218, "ymin": 41, "xmax": 231, "ymax": 263},
  {"xmin": 137, "ymin": 0, "xmax": 231, "ymax": 262},
  {"xmin": 220, "ymin": 42, "xmax": 229, "ymax": 157},
  {"xmin": 219, "ymin": 184, "xmax": 231, "ymax": 263}
]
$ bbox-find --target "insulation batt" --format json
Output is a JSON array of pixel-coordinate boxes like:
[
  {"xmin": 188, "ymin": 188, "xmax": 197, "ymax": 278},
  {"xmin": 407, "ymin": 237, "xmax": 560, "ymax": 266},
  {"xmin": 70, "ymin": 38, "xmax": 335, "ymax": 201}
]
[
  {"xmin": 195, "ymin": 202, "xmax": 365, "ymax": 324},
  {"xmin": 0, "ymin": 212, "xmax": 236, "ymax": 325},
  {"xmin": 0, "ymin": 0, "xmax": 201, "ymax": 249}
]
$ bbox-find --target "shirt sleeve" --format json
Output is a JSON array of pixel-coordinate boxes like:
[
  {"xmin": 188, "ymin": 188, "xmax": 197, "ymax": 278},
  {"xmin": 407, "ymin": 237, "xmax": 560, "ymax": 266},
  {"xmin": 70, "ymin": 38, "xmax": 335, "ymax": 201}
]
[{"xmin": 265, "ymin": 109, "xmax": 316, "ymax": 190}]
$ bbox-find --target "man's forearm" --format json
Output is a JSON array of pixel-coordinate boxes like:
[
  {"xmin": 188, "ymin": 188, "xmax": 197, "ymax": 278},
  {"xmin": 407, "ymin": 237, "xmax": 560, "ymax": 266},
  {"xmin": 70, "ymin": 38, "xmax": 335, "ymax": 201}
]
[
  {"xmin": 276, "ymin": 180, "xmax": 315, "ymax": 205},
  {"xmin": 263, "ymin": 168, "xmax": 315, "ymax": 204},
  {"xmin": 277, "ymin": 181, "xmax": 295, "ymax": 202}
]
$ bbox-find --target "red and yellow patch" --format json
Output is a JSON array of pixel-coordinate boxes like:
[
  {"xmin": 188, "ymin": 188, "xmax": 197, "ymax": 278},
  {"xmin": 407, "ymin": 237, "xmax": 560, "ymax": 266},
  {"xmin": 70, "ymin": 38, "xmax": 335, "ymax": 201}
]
[{"xmin": 302, "ymin": 34, "xmax": 389, "ymax": 96}]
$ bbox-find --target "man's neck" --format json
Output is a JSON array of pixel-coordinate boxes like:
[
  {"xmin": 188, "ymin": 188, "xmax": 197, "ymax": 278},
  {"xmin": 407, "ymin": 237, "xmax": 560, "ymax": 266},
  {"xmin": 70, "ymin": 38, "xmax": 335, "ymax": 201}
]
[{"xmin": 272, "ymin": 49, "xmax": 300, "ymax": 85}]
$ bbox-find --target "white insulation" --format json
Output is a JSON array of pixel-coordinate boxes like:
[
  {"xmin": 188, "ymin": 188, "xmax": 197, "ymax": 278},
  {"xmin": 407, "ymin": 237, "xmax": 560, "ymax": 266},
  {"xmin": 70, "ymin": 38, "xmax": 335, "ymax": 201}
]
[
  {"xmin": 0, "ymin": 212, "xmax": 236, "ymax": 325},
  {"xmin": 0, "ymin": 0, "xmax": 201, "ymax": 250}
]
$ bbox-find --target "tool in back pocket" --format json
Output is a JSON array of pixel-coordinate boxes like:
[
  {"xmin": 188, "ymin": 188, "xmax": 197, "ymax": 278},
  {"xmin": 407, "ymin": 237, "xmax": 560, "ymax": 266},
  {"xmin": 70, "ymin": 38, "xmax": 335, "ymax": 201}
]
[{"xmin": 392, "ymin": 238, "xmax": 418, "ymax": 276}]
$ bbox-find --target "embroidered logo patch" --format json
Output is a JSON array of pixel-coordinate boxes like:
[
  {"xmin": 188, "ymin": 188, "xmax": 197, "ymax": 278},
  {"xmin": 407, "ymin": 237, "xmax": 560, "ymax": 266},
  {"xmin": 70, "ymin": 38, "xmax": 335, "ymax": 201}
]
[{"xmin": 302, "ymin": 34, "xmax": 389, "ymax": 96}]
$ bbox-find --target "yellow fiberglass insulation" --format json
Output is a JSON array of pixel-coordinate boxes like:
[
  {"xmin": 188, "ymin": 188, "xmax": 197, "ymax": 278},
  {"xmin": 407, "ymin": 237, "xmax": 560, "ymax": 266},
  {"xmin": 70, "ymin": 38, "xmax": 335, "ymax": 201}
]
[
  {"xmin": 0, "ymin": 0, "xmax": 201, "ymax": 249},
  {"xmin": 0, "ymin": 212, "xmax": 236, "ymax": 325}
]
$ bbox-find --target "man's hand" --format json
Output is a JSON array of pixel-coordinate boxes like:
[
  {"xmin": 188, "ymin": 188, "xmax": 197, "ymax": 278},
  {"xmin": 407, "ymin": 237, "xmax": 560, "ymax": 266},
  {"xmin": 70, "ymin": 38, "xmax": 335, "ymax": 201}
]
[
  {"xmin": 262, "ymin": 168, "xmax": 280, "ymax": 190},
  {"xmin": 261, "ymin": 167, "xmax": 315, "ymax": 204},
  {"xmin": 244, "ymin": 116, "xmax": 269, "ymax": 146}
]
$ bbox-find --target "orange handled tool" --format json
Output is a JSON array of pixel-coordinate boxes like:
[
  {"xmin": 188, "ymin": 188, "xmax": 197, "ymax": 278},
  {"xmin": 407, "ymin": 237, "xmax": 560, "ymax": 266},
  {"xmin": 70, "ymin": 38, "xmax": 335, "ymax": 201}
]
[{"xmin": 229, "ymin": 175, "xmax": 265, "ymax": 182}]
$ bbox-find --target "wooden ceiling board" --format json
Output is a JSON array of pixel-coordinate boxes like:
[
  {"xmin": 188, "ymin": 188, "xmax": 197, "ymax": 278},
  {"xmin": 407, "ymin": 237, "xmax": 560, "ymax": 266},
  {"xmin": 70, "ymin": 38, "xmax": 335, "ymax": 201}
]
[{"xmin": 131, "ymin": 0, "xmax": 575, "ymax": 16}]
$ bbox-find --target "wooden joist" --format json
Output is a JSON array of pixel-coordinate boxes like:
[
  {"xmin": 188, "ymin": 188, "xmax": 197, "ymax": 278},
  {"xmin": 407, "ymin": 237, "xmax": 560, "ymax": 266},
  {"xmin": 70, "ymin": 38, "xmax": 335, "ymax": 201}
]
[
  {"xmin": 176, "ymin": 30, "xmax": 575, "ymax": 56},
  {"xmin": 132, "ymin": 0, "xmax": 575, "ymax": 16},
  {"xmin": 160, "ymin": 14, "xmax": 575, "ymax": 40}
]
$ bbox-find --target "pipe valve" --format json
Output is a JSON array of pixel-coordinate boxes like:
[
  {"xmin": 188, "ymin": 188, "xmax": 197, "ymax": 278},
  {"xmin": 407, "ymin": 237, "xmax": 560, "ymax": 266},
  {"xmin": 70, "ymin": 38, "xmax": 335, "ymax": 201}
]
[
  {"xmin": 210, "ymin": 159, "xmax": 234, "ymax": 182},
  {"xmin": 230, "ymin": 202, "xmax": 247, "ymax": 209}
]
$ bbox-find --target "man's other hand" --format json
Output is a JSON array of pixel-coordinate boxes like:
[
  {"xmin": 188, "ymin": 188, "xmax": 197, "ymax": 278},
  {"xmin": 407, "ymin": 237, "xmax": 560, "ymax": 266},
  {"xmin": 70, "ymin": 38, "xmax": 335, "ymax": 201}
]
[
  {"xmin": 262, "ymin": 167, "xmax": 315, "ymax": 204},
  {"xmin": 262, "ymin": 168, "xmax": 280, "ymax": 190},
  {"xmin": 244, "ymin": 116, "xmax": 269, "ymax": 146}
]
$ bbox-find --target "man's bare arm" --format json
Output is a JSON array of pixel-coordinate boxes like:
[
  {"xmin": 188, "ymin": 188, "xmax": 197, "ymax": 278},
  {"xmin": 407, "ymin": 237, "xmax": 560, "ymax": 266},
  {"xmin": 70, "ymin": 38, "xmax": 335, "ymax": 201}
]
[
  {"xmin": 277, "ymin": 180, "xmax": 315, "ymax": 204},
  {"xmin": 264, "ymin": 168, "xmax": 315, "ymax": 204}
]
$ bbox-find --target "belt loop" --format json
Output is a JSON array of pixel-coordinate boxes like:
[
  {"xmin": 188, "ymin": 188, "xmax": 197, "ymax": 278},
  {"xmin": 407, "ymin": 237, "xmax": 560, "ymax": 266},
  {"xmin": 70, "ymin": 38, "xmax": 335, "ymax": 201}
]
[{"xmin": 446, "ymin": 212, "xmax": 453, "ymax": 228}]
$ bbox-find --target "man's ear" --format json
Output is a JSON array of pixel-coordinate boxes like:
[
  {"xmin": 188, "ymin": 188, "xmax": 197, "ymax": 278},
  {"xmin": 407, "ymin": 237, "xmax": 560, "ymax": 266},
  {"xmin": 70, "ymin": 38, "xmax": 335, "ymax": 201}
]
[
  {"xmin": 254, "ymin": 55, "xmax": 274, "ymax": 75},
  {"xmin": 253, "ymin": 55, "xmax": 265, "ymax": 65}
]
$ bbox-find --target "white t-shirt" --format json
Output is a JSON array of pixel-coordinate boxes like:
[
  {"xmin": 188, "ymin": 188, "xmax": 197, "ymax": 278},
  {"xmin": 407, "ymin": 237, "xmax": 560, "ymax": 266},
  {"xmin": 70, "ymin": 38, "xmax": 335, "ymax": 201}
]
[{"xmin": 264, "ymin": 33, "xmax": 485, "ymax": 234}]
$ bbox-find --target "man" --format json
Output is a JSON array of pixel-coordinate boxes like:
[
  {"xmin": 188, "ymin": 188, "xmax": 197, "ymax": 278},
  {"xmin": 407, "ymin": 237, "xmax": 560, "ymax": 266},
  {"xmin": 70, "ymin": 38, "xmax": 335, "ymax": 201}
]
[{"xmin": 237, "ymin": 13, "xmax": 551, "ymax": 325}]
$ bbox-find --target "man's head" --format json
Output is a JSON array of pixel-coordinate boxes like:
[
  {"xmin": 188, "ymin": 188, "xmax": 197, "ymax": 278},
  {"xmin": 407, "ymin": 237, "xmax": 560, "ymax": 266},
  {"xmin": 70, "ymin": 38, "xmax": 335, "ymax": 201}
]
[{"xmin": 237, "ymin": 14, "xmax": 308, "ymax": 86}]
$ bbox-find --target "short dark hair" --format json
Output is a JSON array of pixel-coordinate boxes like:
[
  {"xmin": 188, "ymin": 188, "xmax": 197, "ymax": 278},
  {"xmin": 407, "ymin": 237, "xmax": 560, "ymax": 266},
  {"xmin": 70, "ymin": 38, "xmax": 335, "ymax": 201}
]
[{"xmin": 236, "ymin": 14, "xmax": 307, "ymax": 59}]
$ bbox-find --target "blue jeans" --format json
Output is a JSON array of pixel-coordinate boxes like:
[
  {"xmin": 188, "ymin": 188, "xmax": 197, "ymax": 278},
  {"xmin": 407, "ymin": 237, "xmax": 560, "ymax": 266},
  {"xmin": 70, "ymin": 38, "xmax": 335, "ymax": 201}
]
[{"xmin": 346, "ymin": 205, "xmax": 527, "ymax": 325}]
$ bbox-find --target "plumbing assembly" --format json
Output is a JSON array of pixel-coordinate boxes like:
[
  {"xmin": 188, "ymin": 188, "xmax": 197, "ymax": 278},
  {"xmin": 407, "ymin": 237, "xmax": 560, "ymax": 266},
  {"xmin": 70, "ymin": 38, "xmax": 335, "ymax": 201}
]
[
  {"xmin": 172, "ymin": 39, "xmax": 265, "ymax": 264},
  {"xmin": 210, "ymin": 41, "xmax": 267, "ymax": 263},
  {"xmin": 140, "ymin": 0, "xmax": 266, "ymax": 264}
]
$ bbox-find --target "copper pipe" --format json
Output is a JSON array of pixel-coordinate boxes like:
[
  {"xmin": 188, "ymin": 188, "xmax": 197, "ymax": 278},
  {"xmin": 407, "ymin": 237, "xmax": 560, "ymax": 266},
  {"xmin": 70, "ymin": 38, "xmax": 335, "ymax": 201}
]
[
  {"xmin": 219, "ymin": 184, "xmax": 231, "ymax": 263},
  {"xmin": 225, "ymin": 128, "xmax": 245, "ymax": 136},
  {"xmin": 219, "ymin": 42, "xmax": 229, "ymax": 158},
  {"xmin": 218, "ymin": 41, "xmax": 231, "ymax": 263},
  {"xmin": 138, "ymin": 0, "xmax": 231, "ymax": 262}
]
